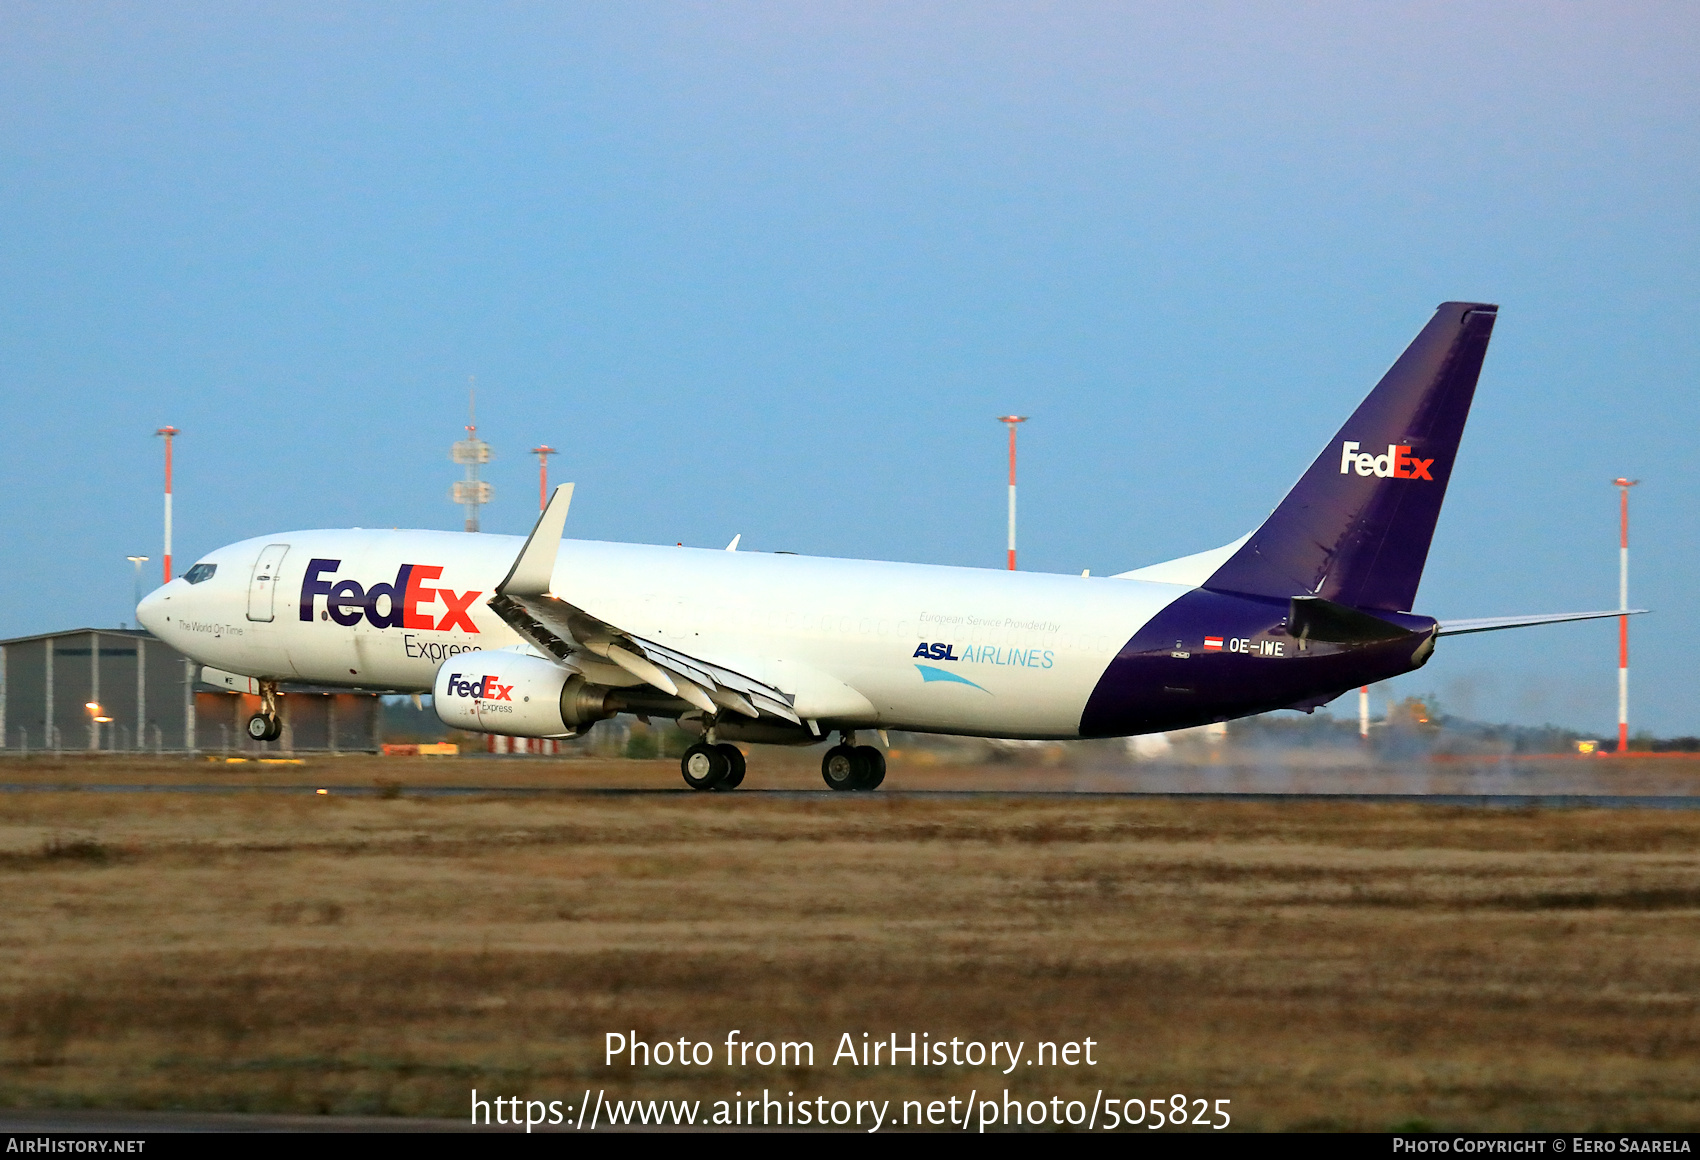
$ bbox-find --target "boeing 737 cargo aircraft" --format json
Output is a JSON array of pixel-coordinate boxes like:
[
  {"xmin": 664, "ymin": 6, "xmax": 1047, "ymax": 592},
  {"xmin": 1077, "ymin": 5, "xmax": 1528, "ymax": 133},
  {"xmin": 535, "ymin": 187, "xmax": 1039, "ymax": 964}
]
[{"xmin": 137, "ymin": 302, "xmax": 1639, "ymax": 791}]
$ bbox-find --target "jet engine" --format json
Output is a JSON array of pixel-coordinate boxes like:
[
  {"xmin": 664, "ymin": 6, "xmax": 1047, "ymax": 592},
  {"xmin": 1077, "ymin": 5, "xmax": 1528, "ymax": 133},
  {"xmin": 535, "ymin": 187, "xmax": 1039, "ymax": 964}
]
[{"xmin": 433, "ymin": 652, "xmax": 616, "ymax": 738}]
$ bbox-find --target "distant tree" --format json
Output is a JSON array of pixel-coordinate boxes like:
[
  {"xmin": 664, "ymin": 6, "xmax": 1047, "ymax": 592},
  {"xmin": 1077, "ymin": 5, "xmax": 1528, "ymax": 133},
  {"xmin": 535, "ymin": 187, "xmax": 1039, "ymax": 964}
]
[{"xmin": 1386, "ymin": 696, "xmax": 1438, "ymax": 732}]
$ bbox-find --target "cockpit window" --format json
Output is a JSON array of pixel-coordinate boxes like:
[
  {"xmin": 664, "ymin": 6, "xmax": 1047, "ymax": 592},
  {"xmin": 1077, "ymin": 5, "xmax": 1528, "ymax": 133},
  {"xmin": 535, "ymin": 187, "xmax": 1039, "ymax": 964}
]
[{"xmin": 183, "ymin": 563, "xmax": 217, "ymax": 585}]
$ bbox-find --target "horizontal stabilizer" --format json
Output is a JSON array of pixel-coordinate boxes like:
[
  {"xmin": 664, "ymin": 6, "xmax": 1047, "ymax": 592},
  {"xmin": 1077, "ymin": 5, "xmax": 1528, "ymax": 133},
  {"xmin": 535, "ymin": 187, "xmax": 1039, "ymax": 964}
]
[
  {"xmin": 1437, "ymin": 609, "xmax": 1647, "ymax": 637},
  {"xmin": 1289, "ymin": 595, "xmax": 1416, "ymax": 644}
]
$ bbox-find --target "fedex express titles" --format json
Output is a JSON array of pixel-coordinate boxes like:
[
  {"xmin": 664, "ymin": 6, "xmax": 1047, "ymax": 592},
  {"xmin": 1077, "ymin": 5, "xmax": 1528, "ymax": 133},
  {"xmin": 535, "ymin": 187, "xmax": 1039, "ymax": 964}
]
[{"xmin": 298, "ymin": 558, "xmax": 484, "ymax": 632}]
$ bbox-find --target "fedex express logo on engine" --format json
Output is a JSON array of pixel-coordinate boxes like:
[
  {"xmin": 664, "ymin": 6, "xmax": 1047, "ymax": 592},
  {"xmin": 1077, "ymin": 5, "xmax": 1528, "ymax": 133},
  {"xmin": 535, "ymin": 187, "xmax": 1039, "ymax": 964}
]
[
  {"xmin": 1339, "ymin": 441, "xmax": 1433, "ymax": 480},
  {"xmin": 299, "ymin": 559, "xmax": 482, "ymax": 632},
  {"xmin": 443, "ymin": 673, "xmax": 512, "ymax": 701}
]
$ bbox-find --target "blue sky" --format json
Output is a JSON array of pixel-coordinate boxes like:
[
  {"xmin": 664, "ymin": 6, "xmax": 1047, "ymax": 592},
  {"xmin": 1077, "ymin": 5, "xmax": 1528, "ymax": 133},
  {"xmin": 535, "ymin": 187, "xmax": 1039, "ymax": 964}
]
[{"xmin": 2, "ymin": 2, "xmax": 1694, "ymax": 735}]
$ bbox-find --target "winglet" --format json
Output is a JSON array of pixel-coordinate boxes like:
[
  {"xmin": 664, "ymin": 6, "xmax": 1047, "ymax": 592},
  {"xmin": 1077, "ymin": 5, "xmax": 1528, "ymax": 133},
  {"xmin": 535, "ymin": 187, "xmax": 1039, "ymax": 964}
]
[{"xmin": 496, "ymin": 483, "xmax": 574, "ymax": 596}]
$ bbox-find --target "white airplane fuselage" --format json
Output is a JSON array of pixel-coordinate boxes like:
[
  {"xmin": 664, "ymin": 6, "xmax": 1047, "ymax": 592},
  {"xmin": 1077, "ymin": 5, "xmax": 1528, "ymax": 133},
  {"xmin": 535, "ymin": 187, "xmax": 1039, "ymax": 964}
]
[{"xmin": 138, "ymin": 529, "xmax": 1190, "ymax": 740}]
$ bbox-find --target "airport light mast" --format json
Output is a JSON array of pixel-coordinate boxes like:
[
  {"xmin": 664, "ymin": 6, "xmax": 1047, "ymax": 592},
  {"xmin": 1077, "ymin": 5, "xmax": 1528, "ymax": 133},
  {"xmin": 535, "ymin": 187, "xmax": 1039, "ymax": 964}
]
[
  {"xmin": 451, "ymin": 390, "xmax": 492, "ymax": 532},
  {"xmin": 1614, "ymin": 477, "xmax": 1639, "ymax": 753},
  {"xmin": 126, "ymin": 556, "xmax": 149, "ymax": 615},
  {"xmin": 531, "ymin": 445, "xmax": 557, "ymax": 512},
  {"xmin": 996, "ymin": 415, "xmax": 1028, "ymax": 570},
  {"xmin": 154, "ymin": 427, "xmax": 178, "ymax": 582}
]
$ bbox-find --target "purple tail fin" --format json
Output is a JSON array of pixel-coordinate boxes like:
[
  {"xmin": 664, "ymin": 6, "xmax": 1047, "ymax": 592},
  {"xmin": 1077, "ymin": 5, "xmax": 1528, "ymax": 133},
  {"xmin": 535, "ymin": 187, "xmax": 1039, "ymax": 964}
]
[{"xmin": 1204, "ymin": 301, "xmax": 1498, "ymax": 613}]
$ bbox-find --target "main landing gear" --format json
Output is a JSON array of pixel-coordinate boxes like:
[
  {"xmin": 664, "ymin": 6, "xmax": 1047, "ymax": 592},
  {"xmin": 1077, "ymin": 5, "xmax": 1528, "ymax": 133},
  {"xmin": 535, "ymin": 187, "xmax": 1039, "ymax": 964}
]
[
  {"xmin": 821, "ymin": 732, "xmax": 885, "ymax": 792},
  {"xmin": 678, "ymin": 728, "xmax": 887, "ymax": 793},
  {"xmin": 246, "ymin": 680, "xmax": 283, "ymax": 743},
  {"xmin": 680, "ymin": 742, "xmax": 747, "ymax": 792}
]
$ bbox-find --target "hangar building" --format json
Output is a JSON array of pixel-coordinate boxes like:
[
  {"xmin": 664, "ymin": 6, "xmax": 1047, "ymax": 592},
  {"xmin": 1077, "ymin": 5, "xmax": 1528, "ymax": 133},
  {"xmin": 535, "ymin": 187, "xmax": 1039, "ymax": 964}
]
[{"xmin": 0, "ymin": 627, "xmax": 381, "ymax": 754}]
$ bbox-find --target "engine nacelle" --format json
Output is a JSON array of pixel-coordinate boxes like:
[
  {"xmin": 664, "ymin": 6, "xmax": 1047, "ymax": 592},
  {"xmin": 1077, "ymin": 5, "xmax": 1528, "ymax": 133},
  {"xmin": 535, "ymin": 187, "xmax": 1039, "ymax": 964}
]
[{"xmin": 433, "ymin": 652, "xmax": 616, "ymax": 738}]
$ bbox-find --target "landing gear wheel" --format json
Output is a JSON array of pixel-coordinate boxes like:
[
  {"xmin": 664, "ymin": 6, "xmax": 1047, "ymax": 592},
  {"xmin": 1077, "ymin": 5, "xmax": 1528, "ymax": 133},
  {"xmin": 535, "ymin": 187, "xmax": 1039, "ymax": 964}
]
[
  {"xmin": 821, "ymin": 744, "xmax": 866, "ymax": 791},
  {"xmin": 252, "ymin": 678, "xmax": 284, "ymax": 742},
  {"xmin": 715, "ymin": 744, "xmax": 746, "ymax": 790},
  {"xmin": 854, "ymin": 745, "xmax": 886, "ymax": 790},
  {"xmin": 681, "ymin": 742, "xmax": 730, "ymax": 791}
]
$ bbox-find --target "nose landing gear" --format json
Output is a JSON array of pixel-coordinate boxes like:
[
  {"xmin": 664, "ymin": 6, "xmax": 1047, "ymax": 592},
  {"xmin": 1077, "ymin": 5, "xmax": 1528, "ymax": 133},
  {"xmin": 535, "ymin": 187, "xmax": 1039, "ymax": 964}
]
[
  {"xmin": 245, "ymin": 680, "xmax": 284, "ymax": 743},
  {"xmin": 821, "ymin": 732, "xmax": 885, "ymax": 791}
]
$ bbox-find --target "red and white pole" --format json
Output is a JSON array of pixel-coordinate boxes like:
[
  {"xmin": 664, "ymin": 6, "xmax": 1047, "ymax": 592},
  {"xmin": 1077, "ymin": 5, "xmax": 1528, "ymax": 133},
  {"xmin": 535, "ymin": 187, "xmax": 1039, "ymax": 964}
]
[
  {"xmin": 1614, "ymin": 477, "xmax": 1639, "ymax": 753},
  {"xmin": 155, "ymin": 426, "xmax": 179, "ymax": 583},
  {"xmin": 531, "ymin": 446, "xmax": 557, "ymax": 512},
  {"xmin": 996, "ymin": 415, "xmax": 1028, "ymax": 570}
]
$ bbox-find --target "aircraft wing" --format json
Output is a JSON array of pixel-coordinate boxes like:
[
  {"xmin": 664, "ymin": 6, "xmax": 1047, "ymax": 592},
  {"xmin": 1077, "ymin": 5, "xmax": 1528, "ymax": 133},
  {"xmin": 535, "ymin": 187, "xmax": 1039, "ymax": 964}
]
[
  {"xmin": 1436, "ymin": 609, "xmax": 1647, "ymax": 636},
  {"xmin": 487, "ymin": 484, "xmax": 800, "ymax": 725}
]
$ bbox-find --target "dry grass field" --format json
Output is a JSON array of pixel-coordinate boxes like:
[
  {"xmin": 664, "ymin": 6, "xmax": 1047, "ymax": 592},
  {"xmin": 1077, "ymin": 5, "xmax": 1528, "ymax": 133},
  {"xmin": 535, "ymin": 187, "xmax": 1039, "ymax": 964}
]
[{"xmin": 2, "ymin": 753, "xmax": 1699, "ymax": 1130}]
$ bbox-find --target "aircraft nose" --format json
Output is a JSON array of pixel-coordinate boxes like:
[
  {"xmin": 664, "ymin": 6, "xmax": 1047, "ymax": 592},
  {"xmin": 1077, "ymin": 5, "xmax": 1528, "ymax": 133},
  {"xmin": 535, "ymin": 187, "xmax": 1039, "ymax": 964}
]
[{"xmin": 135, "ymin": 585, "xmax": 168, "ymax": 635}]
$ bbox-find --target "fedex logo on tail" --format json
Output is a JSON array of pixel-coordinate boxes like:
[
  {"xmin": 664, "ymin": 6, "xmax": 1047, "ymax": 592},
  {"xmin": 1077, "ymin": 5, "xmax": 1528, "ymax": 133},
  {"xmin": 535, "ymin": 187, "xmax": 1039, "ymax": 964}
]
[
  {"xmin": 299, "ymin": 559, "xmax": 483, "ymax": 632},
  {"xmin": 444, "ymin": 673, "xmax": 511, "ymax": 700},
  {"xmin": 1339, "ymin": 441, "xmax": 1434, "ymax": 480}
]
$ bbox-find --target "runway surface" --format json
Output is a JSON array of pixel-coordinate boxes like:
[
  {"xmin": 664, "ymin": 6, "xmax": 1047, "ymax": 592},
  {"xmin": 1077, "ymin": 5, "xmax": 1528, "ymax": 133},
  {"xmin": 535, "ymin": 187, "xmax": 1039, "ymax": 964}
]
[{"xmin": 3, "ymin": 782, "xmax": 1700, "ymax": 809}]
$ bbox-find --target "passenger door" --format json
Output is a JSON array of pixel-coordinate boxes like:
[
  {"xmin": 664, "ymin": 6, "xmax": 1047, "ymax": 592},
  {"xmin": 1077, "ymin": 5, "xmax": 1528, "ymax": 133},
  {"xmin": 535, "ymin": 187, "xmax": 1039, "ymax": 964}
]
[{"xmin": 246, "ymin": 543, "xmax": 291, "ymax": 623}]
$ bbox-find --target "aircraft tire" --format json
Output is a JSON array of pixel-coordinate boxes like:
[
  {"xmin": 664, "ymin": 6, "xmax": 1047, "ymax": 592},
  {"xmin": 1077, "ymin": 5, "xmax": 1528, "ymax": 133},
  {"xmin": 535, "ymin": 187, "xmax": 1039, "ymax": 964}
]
[
  {"xmin": 715, "ymin": 744, "xmax": 746, "ymax": 790},
  {"xmin": 247, "ymin": 713, "xmax": 282, "ymax": 743},
  {"xmin": 854, "ymin": 745, "xmax": 885, "ymax": 790},
  {"xmin": 821, "ymin": 744, "xmax": 863, "ymax": 791},
  {"xmin": 681, "ymin": 743, "xmax": 730, "ymax": 791}
]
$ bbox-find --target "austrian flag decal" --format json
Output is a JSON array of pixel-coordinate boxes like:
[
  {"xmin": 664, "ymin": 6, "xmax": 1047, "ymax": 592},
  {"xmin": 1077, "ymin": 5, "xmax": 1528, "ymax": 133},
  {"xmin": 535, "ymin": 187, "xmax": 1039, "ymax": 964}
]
[{"xmin": 1203, "ymin": 636, "xmax": 1224, "ymax": 651}]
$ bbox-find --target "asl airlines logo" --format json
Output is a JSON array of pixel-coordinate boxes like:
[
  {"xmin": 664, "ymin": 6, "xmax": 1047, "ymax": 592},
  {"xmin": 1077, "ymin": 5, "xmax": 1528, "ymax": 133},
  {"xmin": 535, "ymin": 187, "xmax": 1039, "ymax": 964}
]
[
  {"xmin": 443, "ymin": 673, "xmax": 512, "ymax": 700},
  {"xmin": 1339, "ymin": 441, "xmax": 1433, "ymax": 480},
  {"xmin": 299, "ymin": 559, "xmax": 482, "ymax": 632}
]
